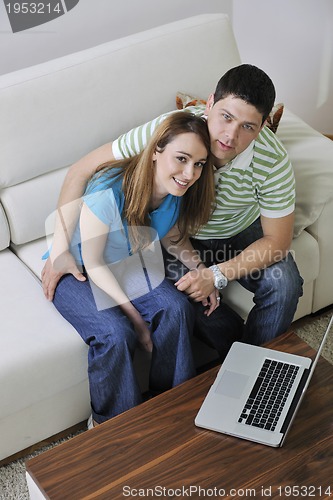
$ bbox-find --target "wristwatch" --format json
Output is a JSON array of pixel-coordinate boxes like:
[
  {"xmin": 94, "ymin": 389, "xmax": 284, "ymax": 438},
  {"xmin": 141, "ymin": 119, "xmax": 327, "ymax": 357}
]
[{"xmin": 209, "ymin": 264, "xmax": 228, "ymax": 290}]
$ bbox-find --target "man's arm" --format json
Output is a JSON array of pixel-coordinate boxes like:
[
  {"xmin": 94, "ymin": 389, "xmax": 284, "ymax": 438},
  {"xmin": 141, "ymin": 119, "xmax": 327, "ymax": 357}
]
[
  {"xmin": 59, "ymin": 143, "xmax": 115, "ymax": 206},
  {"xmin": 42, "ymin": 142, "xmax": 114, "ymax": 300},
  {"xmin": 175, "ymin": 213, "xmax": 295, "ymax": 301}
]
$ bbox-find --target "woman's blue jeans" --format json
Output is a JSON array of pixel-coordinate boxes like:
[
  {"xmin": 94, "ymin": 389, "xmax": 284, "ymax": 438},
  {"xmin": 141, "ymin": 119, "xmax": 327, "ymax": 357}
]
[
  {"xmin": 165, "ymin": 218, "xmax": 304, "ymax": 353},
  {"xmin": 53, "ymin": 275, "xmax": 196, "ymax": 423}
]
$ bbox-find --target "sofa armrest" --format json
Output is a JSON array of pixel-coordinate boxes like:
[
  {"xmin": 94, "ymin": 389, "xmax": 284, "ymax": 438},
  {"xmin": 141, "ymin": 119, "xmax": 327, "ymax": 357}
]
[
  {"xmin": 277, "ymin": 108, "xmax": 333, "ymax": 239},
  {"xmin": 277, "ymin": 108, "xmax": 333, "ymax": 313}
]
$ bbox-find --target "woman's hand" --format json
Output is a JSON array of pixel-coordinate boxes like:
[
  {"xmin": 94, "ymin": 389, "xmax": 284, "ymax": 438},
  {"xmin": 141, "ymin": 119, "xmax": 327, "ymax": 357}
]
[
  {"xmin": 132, "ymin": 317, "xmax": 153, "ymax": 353},
  {"xmin": 42, "ymin": 251, "xmax": 86, "ymax": 301},
  {"xmin": 120, "ymin": 301, "xmax": 153, "ymax": 353},
  {"xmin": 201, "ymin": 288, "xmax": 221, "ymax": 316}
]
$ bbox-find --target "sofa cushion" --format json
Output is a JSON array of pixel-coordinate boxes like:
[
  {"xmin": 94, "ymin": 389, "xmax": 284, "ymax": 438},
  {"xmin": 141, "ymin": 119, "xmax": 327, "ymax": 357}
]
[
  {"xmin": 11, "ymin": 238, "xmax": 47, "ymax": 280},
  {"xmin": 0, "ymin": 249, "xmax": 88, "ymax": 420},
  {"xmin": 0, "ymin": 167, "xmax": 68, "ymax": 245},
  {"xmin": 277, "ymin": 108, "xmax": 333, "ymax": 237}
]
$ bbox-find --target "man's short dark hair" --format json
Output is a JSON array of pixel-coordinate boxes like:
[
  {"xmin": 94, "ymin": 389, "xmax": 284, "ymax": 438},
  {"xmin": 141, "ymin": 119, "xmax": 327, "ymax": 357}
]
[{"xmin": 214, "ymin": 64, "xmax": 276, "ymax": 124}]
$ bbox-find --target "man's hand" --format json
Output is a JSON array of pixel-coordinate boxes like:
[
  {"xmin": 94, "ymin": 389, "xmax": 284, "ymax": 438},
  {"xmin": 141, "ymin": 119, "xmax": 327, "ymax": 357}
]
[
  {"xmin": 175, "ymin": 267, "xmax": 215, "ymax": 302},
  {"xmin": 41, "ymin": 251, "xmax": 86, "ymax": 301}
]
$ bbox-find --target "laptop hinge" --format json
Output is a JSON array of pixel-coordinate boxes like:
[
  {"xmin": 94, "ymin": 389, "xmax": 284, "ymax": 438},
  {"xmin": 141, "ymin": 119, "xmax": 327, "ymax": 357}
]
[{"xmin": 280, "ymin": 368, "xmax": 310, "ymax": 435}]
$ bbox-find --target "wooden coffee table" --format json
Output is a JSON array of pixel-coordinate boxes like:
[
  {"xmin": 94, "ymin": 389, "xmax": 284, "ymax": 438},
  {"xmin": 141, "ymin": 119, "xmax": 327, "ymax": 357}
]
[{"xmin": 26, "ymin": 332, "xmax": 333, "ymax": 499}]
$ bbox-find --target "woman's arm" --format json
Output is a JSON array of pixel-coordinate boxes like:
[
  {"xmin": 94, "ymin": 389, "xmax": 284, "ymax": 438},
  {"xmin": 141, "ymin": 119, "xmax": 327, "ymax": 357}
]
[
  {"xmin": 42, "ymin": 142, "xmax": 115, "ymax": 301},
  {"xmin": 80, "ymin": 203, "xmax": 153, "ymax": 352}
]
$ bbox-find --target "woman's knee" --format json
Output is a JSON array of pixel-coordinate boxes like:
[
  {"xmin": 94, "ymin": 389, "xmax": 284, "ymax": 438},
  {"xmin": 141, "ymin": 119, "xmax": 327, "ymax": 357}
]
[
  {"xmin": 160, "ymin": 285, "xmax": 193, "ymax": 317},
  {"xmin": 53, "ymin": 274, "xmax": 91, "ymax": 311}
]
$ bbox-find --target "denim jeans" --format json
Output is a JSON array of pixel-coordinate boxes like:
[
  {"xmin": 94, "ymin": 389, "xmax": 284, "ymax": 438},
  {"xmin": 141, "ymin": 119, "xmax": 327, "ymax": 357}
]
[
  {"xmin": 53, "ymin": 275, "xmax": 196, "ymax": 423},
  {"xmin": 165, "ymin": 218, "xmax": 304, "ymax": 352}
]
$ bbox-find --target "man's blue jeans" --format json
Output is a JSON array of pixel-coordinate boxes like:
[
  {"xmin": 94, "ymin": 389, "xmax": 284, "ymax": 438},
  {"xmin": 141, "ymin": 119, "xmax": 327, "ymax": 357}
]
[
  {"xmin": 166, "ymin": 218, "xmax": 304, "ymax": 353},
  {"xmin": 53, "ymin": 275, "xmax": 196, "ymax": 423}
]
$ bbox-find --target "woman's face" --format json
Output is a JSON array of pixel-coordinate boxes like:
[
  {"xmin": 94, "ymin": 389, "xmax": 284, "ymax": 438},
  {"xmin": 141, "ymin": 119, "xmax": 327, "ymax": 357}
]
[{"xmin": 152, "ymin": 132, "xmax": 208, "ymax": 201}]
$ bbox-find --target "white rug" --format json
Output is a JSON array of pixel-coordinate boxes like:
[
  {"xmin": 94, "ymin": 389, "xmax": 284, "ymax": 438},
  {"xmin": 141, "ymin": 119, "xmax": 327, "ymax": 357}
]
[{"xmin": 1, "ymin": 308, "xmax": 332, "ymax": 500}]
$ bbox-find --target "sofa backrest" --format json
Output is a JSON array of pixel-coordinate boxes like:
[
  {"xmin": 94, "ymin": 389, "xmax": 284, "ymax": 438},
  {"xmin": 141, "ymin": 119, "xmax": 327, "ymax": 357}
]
[{"xmin": 0, "ymin": 13, "xmax": 241, "ymax": 249}]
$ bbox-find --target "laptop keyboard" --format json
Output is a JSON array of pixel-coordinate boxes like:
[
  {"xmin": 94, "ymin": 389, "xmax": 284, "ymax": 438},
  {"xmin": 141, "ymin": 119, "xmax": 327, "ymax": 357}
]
[{"xmin": 238, "ymin": 358, "xmax": 300, "ymax": 431}]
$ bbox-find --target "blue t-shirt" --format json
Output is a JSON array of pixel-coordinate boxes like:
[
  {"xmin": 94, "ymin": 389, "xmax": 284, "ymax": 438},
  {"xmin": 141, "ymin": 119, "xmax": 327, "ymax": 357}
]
[{"xmin": 70, "ymin": 170, "xmax": 181, "ymax": 266}]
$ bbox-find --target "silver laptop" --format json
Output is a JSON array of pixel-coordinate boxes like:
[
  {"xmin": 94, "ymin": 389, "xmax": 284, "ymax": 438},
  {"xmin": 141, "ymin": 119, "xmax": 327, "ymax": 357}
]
[{"xmin": 195, "ymin": 315, "xmax": 333, "ymax": 447}]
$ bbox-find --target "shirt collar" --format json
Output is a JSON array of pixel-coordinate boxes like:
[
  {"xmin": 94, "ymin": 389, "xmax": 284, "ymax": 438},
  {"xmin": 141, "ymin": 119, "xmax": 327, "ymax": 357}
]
[{"xmin": 214, "ymin": 140, "xmax": 255, "ymax": 172}]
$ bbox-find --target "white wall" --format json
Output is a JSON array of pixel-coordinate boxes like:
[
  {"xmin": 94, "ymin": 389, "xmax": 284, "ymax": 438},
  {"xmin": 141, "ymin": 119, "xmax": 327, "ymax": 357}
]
[
  {"xmin": 1, "ymin": 0, "xmax": 332, "ymax": 134},
  {"xmin": 0, "ymin": 0, "xmax": 232, "ymax": 73},
  {"xmin": 233, "ymin": 0, "xmax": 333, "ymax": 135}
]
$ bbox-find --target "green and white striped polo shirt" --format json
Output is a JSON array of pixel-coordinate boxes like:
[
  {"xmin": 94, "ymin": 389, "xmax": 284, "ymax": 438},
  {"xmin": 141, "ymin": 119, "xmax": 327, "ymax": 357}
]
[{"xmin": 112, "ymin": 106, "xmax": 295, "ymax": 239}]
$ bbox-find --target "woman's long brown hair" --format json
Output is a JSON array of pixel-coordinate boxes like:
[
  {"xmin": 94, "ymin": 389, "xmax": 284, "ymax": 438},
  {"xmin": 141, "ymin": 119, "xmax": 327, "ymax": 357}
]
[{"xmin": 88, "ymin": 112, "xmax": 215, "ymax": 251}]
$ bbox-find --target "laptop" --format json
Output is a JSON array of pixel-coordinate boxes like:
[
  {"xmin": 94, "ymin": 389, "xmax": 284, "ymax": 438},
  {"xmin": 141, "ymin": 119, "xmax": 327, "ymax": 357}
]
[{"xmin": 195, "ymin": 314, "xmax": 333, "ymax": 447}]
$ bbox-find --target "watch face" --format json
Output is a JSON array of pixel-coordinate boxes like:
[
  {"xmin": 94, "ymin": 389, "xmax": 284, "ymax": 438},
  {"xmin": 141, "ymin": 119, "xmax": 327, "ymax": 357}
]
[{"xmin": 210, "ymin": 265, "xmax": 228, "ymax": 289}]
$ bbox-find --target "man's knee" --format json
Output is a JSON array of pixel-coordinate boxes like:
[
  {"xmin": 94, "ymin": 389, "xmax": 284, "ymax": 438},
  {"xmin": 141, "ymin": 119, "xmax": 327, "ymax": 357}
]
[
  {"xmin": 249, "ymin": 257, "xmax": 303, "ymax": 306},
  {"xmin": 266, "ymin": 257, "xmax": 302, "ymax": 293}
]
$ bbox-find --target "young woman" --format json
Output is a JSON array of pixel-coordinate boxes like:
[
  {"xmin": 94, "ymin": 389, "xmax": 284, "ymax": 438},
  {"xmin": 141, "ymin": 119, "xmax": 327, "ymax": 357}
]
[{"xmin": 52, "ymin": 112, "xmax": 215, "ymax": 427}]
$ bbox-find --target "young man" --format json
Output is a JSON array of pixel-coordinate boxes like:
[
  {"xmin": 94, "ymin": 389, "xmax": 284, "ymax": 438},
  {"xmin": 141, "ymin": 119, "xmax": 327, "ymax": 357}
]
[{"xmin": 42, "ymin": 64, "xmax": 303, "ymax": 357}]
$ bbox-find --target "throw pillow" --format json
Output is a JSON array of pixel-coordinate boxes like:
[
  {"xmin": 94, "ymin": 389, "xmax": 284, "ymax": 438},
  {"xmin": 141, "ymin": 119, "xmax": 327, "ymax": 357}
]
[
  {"xmin": 266, "ymin": 102, "xmax": 284, "ymax": 134},
  {"xmin": 176, "ymin": 92, "xmax": 284, "ymax": 134},
  {"xmin": 176, "ymin": 92, "xmax": 207, "ymax": 110}
]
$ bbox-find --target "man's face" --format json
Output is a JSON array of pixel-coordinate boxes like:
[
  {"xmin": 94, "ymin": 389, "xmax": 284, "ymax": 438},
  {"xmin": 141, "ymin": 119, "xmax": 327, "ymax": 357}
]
[{"xmin": 205, "ymin": 94, "xmax": 264, "ymax": 167}]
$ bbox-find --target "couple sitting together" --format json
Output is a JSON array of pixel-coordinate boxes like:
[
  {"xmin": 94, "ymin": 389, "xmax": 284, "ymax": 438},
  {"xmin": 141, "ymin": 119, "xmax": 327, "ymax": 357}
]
[{"xmin": 42, "ymin": 64, "xmax": 303, "ymax": 428}]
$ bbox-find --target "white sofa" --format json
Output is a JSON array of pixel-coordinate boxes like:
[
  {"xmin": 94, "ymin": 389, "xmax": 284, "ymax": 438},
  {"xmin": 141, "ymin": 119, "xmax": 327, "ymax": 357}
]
[{"xmin": 1, "ymin": 13, "xmax": 333, "ymax": 462}]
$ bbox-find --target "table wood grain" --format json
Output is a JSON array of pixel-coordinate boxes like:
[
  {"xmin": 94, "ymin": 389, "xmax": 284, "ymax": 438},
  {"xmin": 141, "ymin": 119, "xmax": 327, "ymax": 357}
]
[{"xmin": 26, "ymin": 332, "xmax": 333, "ymax": 499}]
